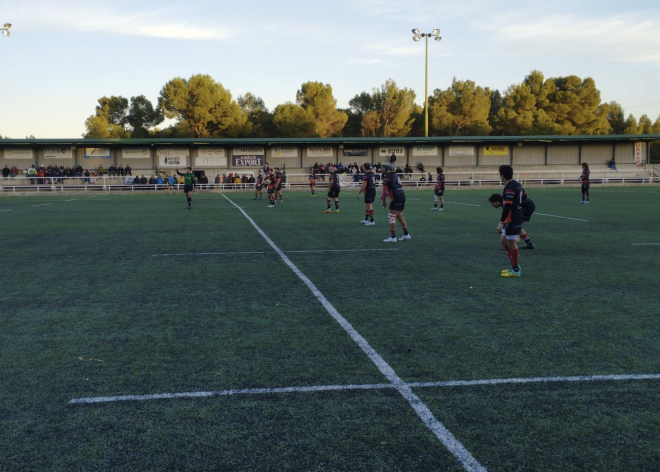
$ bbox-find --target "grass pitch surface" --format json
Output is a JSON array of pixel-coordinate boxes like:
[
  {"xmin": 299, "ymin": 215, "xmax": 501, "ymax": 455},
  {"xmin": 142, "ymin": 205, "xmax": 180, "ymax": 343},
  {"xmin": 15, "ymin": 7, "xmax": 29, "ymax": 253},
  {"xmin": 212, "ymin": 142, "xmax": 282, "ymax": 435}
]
[{"xmin": 1, "ymin": 186, "xmax": 659, "ymax": 471}]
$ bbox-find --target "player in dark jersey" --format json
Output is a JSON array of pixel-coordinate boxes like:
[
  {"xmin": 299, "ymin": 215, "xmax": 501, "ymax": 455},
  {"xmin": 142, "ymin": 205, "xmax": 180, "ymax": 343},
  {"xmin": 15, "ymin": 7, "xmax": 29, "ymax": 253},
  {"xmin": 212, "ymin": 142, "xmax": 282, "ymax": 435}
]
[
  {"xmin": 254, "ymin": 170, "xmax": 263, "ymax": 200},
  {"xmin": 324, "ymin": 165, "xmax": 340, "ymax": 213},
  {"xmin": 431, "ymin": 167, "xmax": 445, "ymax": 211},
  {"xmin": 497, "ymin": 165, "xmax": 524, "ymax": 277},
  {"xmin": 488, "ymin": 192, "xmax": 535, "ymax": 249},
  {"xmin": 309, "ymin": 170, "xmax": 317, "ymax": 197},
  {"xmin": 356, "ymin": 163, "xmax": 377, "ymax": 225},
  {"xmin": 579, "ymin": 162, "xmax": 590, "ymax": 203},
  {"xmin": 381, "ymin": 165, "xmax": 410, "ymax": 242},
  {"xmin": 265, "ymin": 171, "xmax": 276, "ymax": 208},
  {"xmin": 274, "ymin": 167, "xmax": 284, "ymax": 204},
  {"xmin": 176, "ymin": 167, "xmax": 196, "ymax": 209}
]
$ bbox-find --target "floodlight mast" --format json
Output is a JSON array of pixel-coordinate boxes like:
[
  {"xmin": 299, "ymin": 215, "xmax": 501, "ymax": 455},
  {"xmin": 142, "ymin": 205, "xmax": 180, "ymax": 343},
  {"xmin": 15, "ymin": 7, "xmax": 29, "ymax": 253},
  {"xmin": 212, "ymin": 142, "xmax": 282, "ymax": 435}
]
[
  {"xmin": 1, "ymin": 23, "xmax": 11, "ymax": 37},
  {"xmin": 412, "ymin": 28, "xmax": 441, "ymax": 137}
]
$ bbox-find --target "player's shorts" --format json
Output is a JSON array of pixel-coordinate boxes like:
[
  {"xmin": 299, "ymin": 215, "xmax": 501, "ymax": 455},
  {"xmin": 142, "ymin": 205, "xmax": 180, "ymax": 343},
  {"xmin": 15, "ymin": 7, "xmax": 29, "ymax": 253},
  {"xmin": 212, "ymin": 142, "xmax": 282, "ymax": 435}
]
[
  {"xmin": 309, "ymin": 179, "xmax": 316, "ymax": 186},
  {"xmin": 434, "ymin": 188, "xmax": 444, "ymax": 196},
  {"xmin": 581, "ymin": 182, "xmax": 590, "ymax": 192},
  {"xmin": 503, "ymin": 222, "xmax": 522, "ymax": 238},
  {"xmin": 327, "ymin": 187, "xmax": 340, "ymax": 198},
  {"xmin": 183, "ymin": 185, "xmax": 193, "ymax": 193},
  {"xmin": 256, "ymin": 184, "xmax": 263, "ymax": 190},
  {"xmin": 277, "ymin": 184, "xmax": 283, "ymax": 191},
  {"xmin": 268, "ymin": 188, "xmax": 275, "ymax": 194},
  {"xmin": 389, "ymin": 196, "xmax": 405, "ymax": 212},
  {"xmin": 364, "ymin": 190, "xmax": 376, "ymax": 204}
]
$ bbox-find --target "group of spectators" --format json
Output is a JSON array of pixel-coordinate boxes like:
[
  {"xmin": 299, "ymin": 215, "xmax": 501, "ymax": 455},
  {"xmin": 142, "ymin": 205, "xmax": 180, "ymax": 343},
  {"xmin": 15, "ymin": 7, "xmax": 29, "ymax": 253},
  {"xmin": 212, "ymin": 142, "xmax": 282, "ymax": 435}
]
[{"xmin": 2, "ymin": 164, "xmax": 135, "ymax": 184}]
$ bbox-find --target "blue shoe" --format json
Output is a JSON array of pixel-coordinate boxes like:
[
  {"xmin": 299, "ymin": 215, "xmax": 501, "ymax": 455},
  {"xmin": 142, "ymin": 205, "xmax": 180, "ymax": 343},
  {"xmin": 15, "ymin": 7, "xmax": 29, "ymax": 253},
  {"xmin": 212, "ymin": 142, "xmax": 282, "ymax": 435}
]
[{"xmin": 501, "ymin": 268, "xmax": 521, "ymax": 278}]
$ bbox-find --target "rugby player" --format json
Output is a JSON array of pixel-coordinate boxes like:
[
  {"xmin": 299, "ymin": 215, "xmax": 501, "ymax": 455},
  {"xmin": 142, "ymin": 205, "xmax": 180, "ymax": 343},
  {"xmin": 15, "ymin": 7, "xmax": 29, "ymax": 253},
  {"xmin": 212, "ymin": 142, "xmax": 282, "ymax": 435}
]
[
  {"xmin": 431, "ymin": 166, "xmax": 445, "ymax": 211},
  {"xmin": 176, "ymin": 167, "xmax": 196, "ymax": 209},
  {"xmin": 381, "ymin": 165, "xmax": 410, "ymax": 242},
  {"xmin": 579, "ymin": 162, "xmax": 590, "ymax": 203},
  {"xmin": 324, "ymin": 165, "xmax": 340, "ymax": 213},
  {"xmin": 254, "ymin": 170, "xmax": 263, "ymax": 200},
  {"xmin": 496, "ymin": 165, "xmax": 524, "ymax": 277},
  {"xmin": 356, "ymin": 163, "xmax": 376, "ymax": 225},
  {"xmin": 488, "ymin": 192, "xmax": 535, "ymax": 249}
]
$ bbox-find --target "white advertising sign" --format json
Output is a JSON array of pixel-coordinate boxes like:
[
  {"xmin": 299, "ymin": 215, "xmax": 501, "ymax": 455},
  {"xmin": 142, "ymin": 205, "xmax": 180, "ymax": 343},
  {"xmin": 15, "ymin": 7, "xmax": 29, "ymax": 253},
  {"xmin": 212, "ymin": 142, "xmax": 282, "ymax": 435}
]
[
  {"xmin": 123, "ymin": 147, "xmax": 151, "ymax": 159},
  {"xmin": 44, "ymin": 148, "xmax": 73, "ymax": 159},
  {"xmin": 195, "ymin": 157, "xmax": 228, "ymax": 167},
  {"xmin": 448, "ymin": 145, "xmax": 475, "ymax": 156},
  {"xmin": 307, "ymin": 146, "xmax": 333, "ymax": 158},
  {"xmin": 412, "ymin": 145, "xmax": 438, "ymax": 156},
  {"xmin": 157, "ymin": 147, "xmax": 189, "ymax": 167},
  {"xmin": 379, "ymin": 147, "xmax": 405, "ymax": 158},
  {"xmin": 271, "ymin": 147, "xmax": 298, "ymax": 158},
  {"xmin": 84, "ymin": 148, "xmax": 111, "ymax": 158},
  {"xmin": 635, "ymin": 142, "xmax": 643, "ymax": 167},
  {"xmin": 198, "ymin": 147, "xmax": 226, "ymax": 158},
  {"xmin": 3, "ymin": 148, "xmax": 34, "ymax": 159}
]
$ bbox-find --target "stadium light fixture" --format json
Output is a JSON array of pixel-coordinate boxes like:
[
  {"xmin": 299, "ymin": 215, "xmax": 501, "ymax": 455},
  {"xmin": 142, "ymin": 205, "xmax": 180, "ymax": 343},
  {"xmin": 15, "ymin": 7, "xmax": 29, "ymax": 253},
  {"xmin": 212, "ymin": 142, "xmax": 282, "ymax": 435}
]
[
  {"xmin": 1, "ymin": 23, "xmax": 11, "ymax": 37},
  {"xmin": 412, "ymin": 28, "xmax": 442, "ymax": 137}
]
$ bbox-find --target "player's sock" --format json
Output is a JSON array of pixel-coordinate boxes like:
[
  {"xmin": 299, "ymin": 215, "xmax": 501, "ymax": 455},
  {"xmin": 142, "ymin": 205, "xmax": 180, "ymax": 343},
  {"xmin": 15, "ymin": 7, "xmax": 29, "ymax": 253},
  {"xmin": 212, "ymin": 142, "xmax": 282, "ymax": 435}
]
[
  {"xmin": 403, "ymin": 227, "xmax": 409, "ymax": 236},
  {"xmin": 523, "ymin": 235, "xmax": 531, "ymax": 245},
  {"xmin": 433, "ymin": 204, "xmax": 437, "ymax": 209},
  {"xmin": 327, "ymin": 203, "xmax": 331, "ymax": 210},
  {"xmin": 511, "ymin": 249, "xmax": 519, "ymax": 270},
  {"xmin": 369, "ymin": 210, "xmax": 374, "ymax": 222},
  {"xmin": 440, "ymin": 204, "xmax": 444, "ymax": 209},
  {"xmin": 390, "ymin": 231, "xmax": 396, "ymax": 238},
  {"xmin": 335, "ymin": 203, "xmax": 339, "ymax": 210},
  {"xmin": 364, "ymin": 214, "xmax": 369, "ymax": 222}
]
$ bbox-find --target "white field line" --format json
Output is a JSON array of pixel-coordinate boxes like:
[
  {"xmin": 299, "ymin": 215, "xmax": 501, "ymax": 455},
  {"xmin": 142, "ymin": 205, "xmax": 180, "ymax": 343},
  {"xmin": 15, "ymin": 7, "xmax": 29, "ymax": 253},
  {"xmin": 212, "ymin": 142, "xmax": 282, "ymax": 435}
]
[
  {"xmin": 69, "ymin": 373, "xmax": 660, "ymax": 404},
  {"xmin": 446, "ymin": 202, "xmax": 481, "ymax": 207},
  {"xmin": 64, "ymin": 199, "xmax": 79, "ymax": 202},
  {"xmin": 631, "ymin": 243, "xmax": 660, "ymax": 246},
  {"xmin": 535, "ymin": 212, "xmax": 588, "ymax": 222},
  {"xmin": 220, "ymin": 194, "xmax": 487, "ymax": 472},
  {"xmin": 153, "ymin": 249, "xmax": 399, "ymax": 257},
  {"xmin": 0, "ymin": 209, "xmax": 11, "ymax": 213},
  {"xmin": 32, "ymin": 203, "xmax": 52, "ymax": 207}
]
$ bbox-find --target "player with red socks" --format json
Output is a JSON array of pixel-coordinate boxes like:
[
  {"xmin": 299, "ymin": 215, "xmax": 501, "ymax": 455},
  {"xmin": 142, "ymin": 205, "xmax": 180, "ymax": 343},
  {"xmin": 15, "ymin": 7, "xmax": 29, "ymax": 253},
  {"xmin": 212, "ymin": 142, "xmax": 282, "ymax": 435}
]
[{"xmin": 497, "ymin": 165, "xmax": 523, "ymax": 277}]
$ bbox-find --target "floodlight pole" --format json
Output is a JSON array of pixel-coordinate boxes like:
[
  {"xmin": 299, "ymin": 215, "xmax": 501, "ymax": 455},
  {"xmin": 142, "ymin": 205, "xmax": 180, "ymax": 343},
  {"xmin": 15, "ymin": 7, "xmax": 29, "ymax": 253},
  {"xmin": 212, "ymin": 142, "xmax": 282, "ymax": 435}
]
[
  {"xmin": 412, "ymin": 29, "xmax": 441, "ymax": 137},
  {"xmin": 1, "ymin": 22, "xmax": 11, "ymax": 37}
]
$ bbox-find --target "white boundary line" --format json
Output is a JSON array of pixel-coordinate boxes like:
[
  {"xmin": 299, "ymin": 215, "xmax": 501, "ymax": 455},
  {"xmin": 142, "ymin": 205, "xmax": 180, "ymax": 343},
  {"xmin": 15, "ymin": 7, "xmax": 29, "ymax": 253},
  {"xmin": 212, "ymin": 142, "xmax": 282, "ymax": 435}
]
[
  {"xmin": 220, "ymin": 194, "xmax": 487, "ymax": 472},
  {"xmin": 0, "ymin": 209, "xmax": 11, "ymax": 213},
  {"xmin": 32, "ymin": 203, "xmax": 52, "ymax": 207},
  {"xmin": 69, "ymin": 373, "xmax": 660, "ymax": 405},
  {"xmin": 631, "ymin": 243, "xmax": 660, "ymax": 246},
  {"xmin": 153, "ymin": 249, "xmax": 400, "ymax": 257},
  {"xmin": 535, "ymin": 212, "xmax": 588, "ymax": 222},
  {"xmin": 446, "ymin": 202, "xmax": 481, "ymax": 207}
]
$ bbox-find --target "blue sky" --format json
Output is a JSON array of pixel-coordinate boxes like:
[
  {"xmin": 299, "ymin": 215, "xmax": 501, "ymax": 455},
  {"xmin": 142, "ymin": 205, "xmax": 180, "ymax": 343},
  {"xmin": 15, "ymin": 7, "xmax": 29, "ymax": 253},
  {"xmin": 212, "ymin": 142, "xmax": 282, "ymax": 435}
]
[{"xmin": 1, "ymin": 0, "xmax": 659, "ymax": 138}]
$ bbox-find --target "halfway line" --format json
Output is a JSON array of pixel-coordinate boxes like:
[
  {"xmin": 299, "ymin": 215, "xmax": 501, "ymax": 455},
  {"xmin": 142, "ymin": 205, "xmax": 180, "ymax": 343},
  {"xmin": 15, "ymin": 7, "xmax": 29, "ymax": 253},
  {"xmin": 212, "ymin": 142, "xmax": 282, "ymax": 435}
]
[
  {"xmin": 535, "ymin": 212, "xmax": 588, "ymax": 222},
  {"xmin": 69, "ymin": 372, "xmax": 660, "ymax": 404},
  {"xmin": 220, "ymin": 194, "xmax": 486, "ymax": 472},
  {"xmin": 631, "ymin": 243, "xmax": 660, "ymax": 246}
]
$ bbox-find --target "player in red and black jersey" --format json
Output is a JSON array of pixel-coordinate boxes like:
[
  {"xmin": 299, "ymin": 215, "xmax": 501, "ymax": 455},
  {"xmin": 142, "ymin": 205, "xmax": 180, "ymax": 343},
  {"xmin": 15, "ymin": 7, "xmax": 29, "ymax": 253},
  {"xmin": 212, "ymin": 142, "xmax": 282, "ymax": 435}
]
[
  {"xmin": 254, "ymin": 170, "xmax": 264, "ymax": 200},
  {"xmin": 381, "ymin": 165, "xmax": 410, "ymax": 242},
  {"xmin": 274, "ymin": 167, "xmax": 284, "ymax": 204},
  {"xmin": 497, "ymin": 165, "xmax": 524, "ymax": 277},
  {"xmin": 579, "ymin": 162, "xmax": 590, "ymax": 203},
  {"xmin": 265, "ymin": 171, "xmax": 276, "ymax": 208},
  {"xmin": 489, "ymin": 190, "xmax": 535, "ymax": 249},
  {"xmin": 356, "ymin": 163, "xmax": 377, "ymax": 225},
  {"xmin": 431, "ymin": 167, "xmax": 445, "ymax": 211},
  {"xmin": 324, "ymin": 165, "xmax": 340, "ymax": 213},
  {"xmin": 309, "ymin": 170, "xmax": 317, "ymax": 197}
]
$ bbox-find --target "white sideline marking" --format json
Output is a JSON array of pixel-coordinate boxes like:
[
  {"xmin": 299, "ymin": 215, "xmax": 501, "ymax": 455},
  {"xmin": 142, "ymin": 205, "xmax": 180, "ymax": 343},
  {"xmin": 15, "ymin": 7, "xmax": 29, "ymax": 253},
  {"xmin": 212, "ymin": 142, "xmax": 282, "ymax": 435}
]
[
  {"xmin": 64, "ymin": 199, "xmax": 79, "ymax": 202},
  {"xmin": 631, "ymin": 243, "xmax": 660, "ymax": 246},
  {"xmin": 447, "ymin": 202, "xmax": 481, "ymax": 207},
  {"xmin": 535, "ymin": 212, "xmax": 588, "ymax": 222},
  {"xmin": 219, "ymin": 194, "xmax": 487, "ymax": 472},
  {"xmin": 69, "ymin": 372, "xmax": 660, "ymax": 403},
  {"xmin": 32, "ymin": 203, "xmax": 52, "ymax": 207},
  {"xmin": 0, "ymin": 209, "xmax": 11, "ymax": 213},
  {"xmin": 153, "ymin": 249, "xmax": 399, "ymax": 257}
]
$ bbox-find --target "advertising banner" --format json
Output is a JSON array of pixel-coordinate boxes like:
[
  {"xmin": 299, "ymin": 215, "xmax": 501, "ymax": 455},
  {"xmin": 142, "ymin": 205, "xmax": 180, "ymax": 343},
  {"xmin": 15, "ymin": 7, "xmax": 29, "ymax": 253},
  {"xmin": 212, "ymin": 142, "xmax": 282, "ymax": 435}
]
[
  {"xmin": 195, "ymin": 157, "xmax": 227, "ymax": 167},
  {"xmin": 379, "ymin": 147, "xmax": 405, "ymax": 158},
  {"xmin": 123, "ymin": 147, "xmax": 151, "ymax": 158},
  {"xmin": 3, "ymin": 148, "xmax": 34, "ymax": 159},
  {"xmin": 84, "ymin": 148, "xmax": 111, "ymax": 158},
  {"xmin": 198, "ymin": 147, "xmax": 226, "ymax": 158},
  {"xmin": 343, "ymin": 147, "xmax": 367, "ymax": 157},
  {"xmin": 271, "ymin": 147, "xmax": 298, "ymax": 158},
  {"xmin": 483, "ymin": 145, "xmax": 509, "ymax": 156},
  {"xmin": 635, "ymin": 142, "xmax": 643, "ymax": 167},
  {"xmin": 232, "ymin": 146, "xmax": 265, "ymax": 166},
  {"xmin": 307, "ymin": 146, "xmax": 333, "ymax": 158},
  {"xmin": 44, "ymin": 148, "xmax": 73, "ymax": 159},
  {"xmin": 448, "ymin": 145, "xmax": 474, "ymax": 156},
  {"xmin": 412, "ymin": 145, "xmax": 438, "ymax": 156},
  {"xmin": 157, "ymin": 147, "xmax": 189, "ymax": 168}
]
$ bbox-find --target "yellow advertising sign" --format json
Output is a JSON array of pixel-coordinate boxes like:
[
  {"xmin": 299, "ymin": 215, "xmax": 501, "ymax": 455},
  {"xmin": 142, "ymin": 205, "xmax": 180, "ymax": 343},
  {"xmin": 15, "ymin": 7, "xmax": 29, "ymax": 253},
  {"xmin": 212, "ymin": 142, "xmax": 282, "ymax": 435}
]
[{"xmin": 483, "ymin": 145, "xmax": 509, "ymax": 156}]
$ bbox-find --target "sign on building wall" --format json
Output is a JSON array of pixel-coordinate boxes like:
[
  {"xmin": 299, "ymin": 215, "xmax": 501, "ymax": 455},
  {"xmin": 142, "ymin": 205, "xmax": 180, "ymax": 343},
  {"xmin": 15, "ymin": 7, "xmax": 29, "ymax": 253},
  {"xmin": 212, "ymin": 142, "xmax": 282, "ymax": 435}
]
[
  {"xmin": 3, "ymin": 148, "xmax": 34, "ymax": 159},
  {"xmin": 271, "ymin": 147, "xmax": 298, "ymax": 158},
  {"xmin": 635, "ymin": 142, "xmax": 643, "ymax": 167},
  {"xmin": 198, "ymin": 147, "xmax": 226, "ymax": 158},
  {"xmin": 343, "ymin": 148, "xmax": 367, "ymax": 157},
  {"xmin": 157, "ymin": 147, "xmax": 189, "ymax": 167},
  {"xmin": 448, "ymin": 146, "xmax": 474, "ymax": 156},
  {"xmin": 232, "ymin": 147, "xmax": 265, "ymax": 166},
  {"xmin": 412, "ymin": 145, "xmax": 438, "ymax": 156},
  {"xmin": 196, "ymin": 147, "xmax": 227, "ymax": 167},
  {"xmin": 483, "ymin": 145, "xmax": 509, "ymax": 156},
  {"xmin": 84, "ymin": 148, "xmax": 111, "ymax": 158},
  {"xmin": 123, "ymin": 148, "xmax": 151, "ymax": 158},
  {"xmin": 307, "ymin": 146, "xmax": 333, "ymax": 158},
  {"xmin": 379, "ymin": 147, "xmax": 405, "ymax": 158},
  {"xmin": 44, "ymin": 148, "xmax": 73, "ymax": 159}
]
